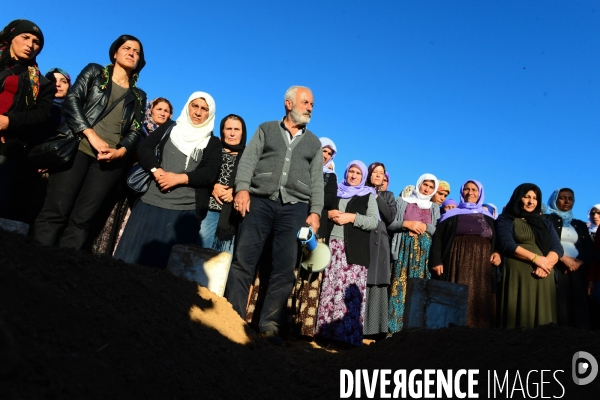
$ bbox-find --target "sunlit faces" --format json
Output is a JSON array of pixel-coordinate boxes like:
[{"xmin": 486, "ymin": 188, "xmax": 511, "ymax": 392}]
[
  {"xmin": 370, "ymin": 166, "xmax": 385, "ymax": 187},
  {"xmin": 521, "ymin": 190, "xmax": 538, "ymax": 213},
  {"xmin": 322, "ymin": 146, "xmax": 334, "ymax": 166},
  {"xmin": 381, "ymin": 176, "xmax": 389, "ymax": 191},
  {"xmin": 188, "ymin": 98, "xmax": 210, "ymax": 125},
  {"xmin": 53, "ymin": 73, "xmax": 69, "ymax": 98},
  {"xmin": 289, "ymin": 88, "xmax": 313, "ymax": 125},
  {"xmin": 346, "ymin": 166, "xmax": 362, "ymax": 187},
  {"xmin": 555, "ymin": 190, "xmax": 574, "ymax": 212},
  {"xmin": 113, "ymin": 40, "xmax": 141, "ymax": 72},
  {"xmin": 419, "ymin": 180, "xmax": 435, "ymax": 196},
  {"xmin": 590, "ymin": 208, "xmax": 600, "ymax": 225},
  {"xmin": 432, "ymin": 190, "xmax": 448, "ymax": 205},
  {"xmin": 9, "ymin": 33, "xmax": 41, "ymax": 60},
  {"xmin": 462, "ymin": 181, "xmax": 479, "ymax": 204},
  {"xmin": 151, "ymin": 101, "xmax": 172, "ymax": 125},
  {"xmin": 223, "ymin": 118, "xmax": 243, "ymax": 146}
]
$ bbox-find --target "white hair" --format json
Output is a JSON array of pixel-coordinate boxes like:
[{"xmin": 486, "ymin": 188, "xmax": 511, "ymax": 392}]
[{"xmin": 284, "ymin": 85, "xmax": 311, "ymax": 105}]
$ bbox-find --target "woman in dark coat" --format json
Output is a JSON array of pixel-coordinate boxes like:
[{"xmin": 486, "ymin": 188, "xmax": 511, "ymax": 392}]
[
  {"xmin": 0, "ymin": 20, "xmax": 53, "ymax": 221},
  {"xmin": 364, "ymin": 161, "xmax": 396, "ymax": 337},
  {"xmin": 430, "ymin": 179, "xmax": 500, "ymax": 328},
  {"xmin": 496, "ymin": 183, "xmax": 563, "ymax": 329},
  {"xmin": 543, "ymin": 188, "xmax": 592, "ymax": 328},
  {"xmin": 33, "ymin": 34, "xmax": 147, "ymax": 249}
]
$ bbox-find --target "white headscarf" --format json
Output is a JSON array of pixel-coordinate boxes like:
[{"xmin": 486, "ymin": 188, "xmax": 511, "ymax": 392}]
[
  {"xmin": 588, "ymin": 204, "xmax": 600, "ymax": 234},
  {"xmin": 170, "ymin": 92, "xmax": 216, "ymax": 169},
  {"xmin": 402, "ymin": 173, "xmax": 439, "ymax": 209}
]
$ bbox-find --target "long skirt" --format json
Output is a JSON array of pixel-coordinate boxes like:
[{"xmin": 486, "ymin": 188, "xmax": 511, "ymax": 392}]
[
  {"xmin": 316, "ymin": 239, "xmax": 368, "ymax": 346},
  {"xmin": 113, "ymin": 201, "xmax": 199, "ymax": 269},
  {"xmin": 446, "ymin": 235, "xmax": 495, "ymax": 328},
  {"xmin": 388, "ymin": 232, "xmax": 432, "ymax": 334},
  {"xmin": 288, "ymin": 269, "xmax": 323, "ymax": 337}
]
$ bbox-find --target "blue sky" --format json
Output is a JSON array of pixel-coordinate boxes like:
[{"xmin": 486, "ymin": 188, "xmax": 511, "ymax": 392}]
[{"xmin": 7, "ymin": 1, "xmax": 600, "ymax": 219}]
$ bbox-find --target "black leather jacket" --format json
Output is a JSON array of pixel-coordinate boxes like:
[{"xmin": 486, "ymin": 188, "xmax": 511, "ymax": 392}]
[{"xmin": 58, "ymin": 63, "xmax": 146, "ymax": 153}]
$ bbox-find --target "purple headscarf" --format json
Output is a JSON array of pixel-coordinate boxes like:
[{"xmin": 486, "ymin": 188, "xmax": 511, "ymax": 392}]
[
  {"xmin": 438, "ymin": 179, "xmax": 492, "ymax": 222},
  {"xmin": 337, "ymin": 160, "xmax": 376, "ymax": 199},
  {"xmin": 442, "ymin": 198, "xmax": 458, "ymax": 208}
]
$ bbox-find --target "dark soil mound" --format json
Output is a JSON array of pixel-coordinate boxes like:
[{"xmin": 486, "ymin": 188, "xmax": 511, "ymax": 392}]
[{"xmin": 1, "ymin": 230, "xmax": 598, "ymax": 399}]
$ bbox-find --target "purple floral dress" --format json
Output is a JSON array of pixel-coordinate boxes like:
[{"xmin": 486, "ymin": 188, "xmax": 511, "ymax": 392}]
[{"xmin": 316, "ymin": 238, "xmax": 368, "ymax": 346}]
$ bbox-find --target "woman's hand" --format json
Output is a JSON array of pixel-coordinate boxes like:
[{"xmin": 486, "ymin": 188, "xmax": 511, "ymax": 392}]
[
  {"xmin": 212, "ymin": 183, "xmax": 233, "ymax": 205},
  {"xmin": 588, "ymin": 281, "xmax": 596, "ymax": 297},
  {"xmin": 533, "ymin": 255, "xmax": 554, "ymax": 274},
  {"xmin": 431, "ymin": 265, "xmax": 443, "ymax": 276},
  {"xmin": 560, "ymin": 255, "xmax": 583, "ymax": 273},
  {"xmin": 152, "ymin": 168, "xmax": 165, "ymax": 180},
  {"xmin": 532, "ymin": 267, "xmax": 549, "ymax": 279},
  {"xmin": 329, "ymin": 210, "xmax": 356, "ymax": 225},
  {"xmin": 156, "ymin": 172, "xmax": 188, "ymax": 192},
  {"xmin": 83, "ymin": 128, "xmax": 109, "ymax": 154},
  {"xmin": 403, "ymin": 221, "xmax": 426, "ymax": 235},
  {"xmin": 97, "ymin": 148, "xmax": 126, "ymax": 162},
  {"xmin": 490, "ymin": 252, "xmax": 501, "ymax": 266}
]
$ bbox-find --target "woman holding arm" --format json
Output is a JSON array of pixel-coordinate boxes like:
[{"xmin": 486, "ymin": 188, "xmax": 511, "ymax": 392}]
[
  {"xmin": 316, "ymin": 160, "xmax": 378, "ymax": 346},
  {"xmin": 496, "ymin": 183, "xmax": 563, "ymax": 329},
  {"xmin": 388, "ymin": 173, "xmax": 440, "ymax": 334},
  {"xmin": 33, "ymin": 35, "xmax": 147, "ymax": 249},
  {"xmin": 114, "ymin": 92, "xmax": 222, "ymax": 268}
]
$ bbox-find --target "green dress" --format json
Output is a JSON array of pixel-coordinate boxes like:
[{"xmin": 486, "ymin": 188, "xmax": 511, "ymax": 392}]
[{"xmin": 498, "ymin": 218, "xmax": 557, "ymax": 329}]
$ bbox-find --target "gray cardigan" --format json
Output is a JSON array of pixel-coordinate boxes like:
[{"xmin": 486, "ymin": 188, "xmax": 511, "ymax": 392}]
[
  {"xmin": 388, "ymin": 197, "xmax": 440, "ymax": 260},
  {"xmin": 235, "ymin": 120, "xmax": 324, "ymax": 216}
]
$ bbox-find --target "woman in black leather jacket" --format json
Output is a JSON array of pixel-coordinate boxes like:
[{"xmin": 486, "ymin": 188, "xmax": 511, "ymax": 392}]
[{"xmin": 33, "ymin": 35, "xmax": 147, "ymax": 249}]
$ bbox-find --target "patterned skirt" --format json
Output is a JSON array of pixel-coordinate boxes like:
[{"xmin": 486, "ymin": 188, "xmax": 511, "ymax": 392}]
[
  {"xmin": 388, "ymin": 232, "xmax": 432, "ymax": 334},
  {"xmin": 446, "ymin": 235, "xmax": 495, "ymax": 328},
  {"xmin": 316, "ymin": 239, "xmax": 368, "ymax": 346}
]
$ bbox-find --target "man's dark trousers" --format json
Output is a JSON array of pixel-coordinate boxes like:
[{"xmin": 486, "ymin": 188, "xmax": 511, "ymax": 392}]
[{"xmin": 226, "ymin": 195, "xmax": 308, "ymax": 333}]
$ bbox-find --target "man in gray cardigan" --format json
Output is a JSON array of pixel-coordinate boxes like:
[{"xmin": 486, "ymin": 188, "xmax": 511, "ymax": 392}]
[{"xmin": 226, "ymin": 86, "xmax": 324, "ymax": 345}]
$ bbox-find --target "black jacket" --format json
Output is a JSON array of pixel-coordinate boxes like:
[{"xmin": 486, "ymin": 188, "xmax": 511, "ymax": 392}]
[
  {"xmin": 0, "ymin": 66, "xmax": 54, "ymax": 157},
  {"xmin": 137, "ymin": 120, "xmax": 223, "ymax": 217},
  {"xmin": 59, "ymin": 63, "xmax": 146, "ymax": 154}
]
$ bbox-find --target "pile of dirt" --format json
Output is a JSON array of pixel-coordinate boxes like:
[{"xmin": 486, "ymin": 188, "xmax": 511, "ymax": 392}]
[{"xmin": 0, "ymin": 229, "xmax": 598, "ymax": 399}]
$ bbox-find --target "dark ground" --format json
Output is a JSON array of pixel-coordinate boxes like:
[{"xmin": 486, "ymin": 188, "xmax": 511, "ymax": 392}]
[{"xmin": 1, "ymin": 229, "xmax": 598, "ymax": 399}]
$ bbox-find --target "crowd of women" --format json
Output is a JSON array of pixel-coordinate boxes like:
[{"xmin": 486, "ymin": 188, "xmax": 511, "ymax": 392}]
[{"xmin": 2, "ymin": 19, "xmax": 600, "ymax": 347}]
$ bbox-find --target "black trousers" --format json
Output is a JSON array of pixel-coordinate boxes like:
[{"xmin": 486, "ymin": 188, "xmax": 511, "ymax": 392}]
[
  {"xmin": 32, "ymin": 151, "xmax": 125, "ymax": 249},
  {"xmin": 225, "ymin": 196, "xmax": 307, "ymax": 333}
]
